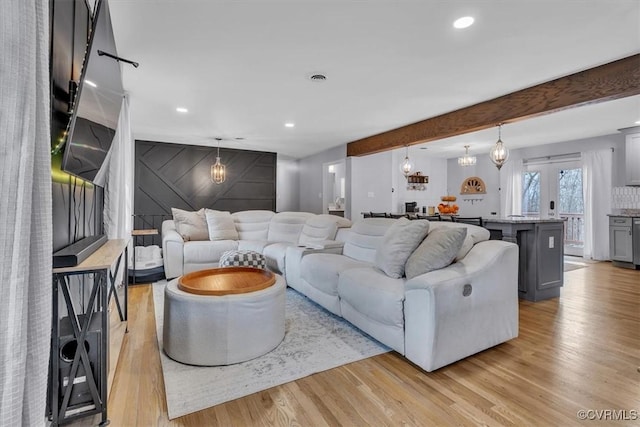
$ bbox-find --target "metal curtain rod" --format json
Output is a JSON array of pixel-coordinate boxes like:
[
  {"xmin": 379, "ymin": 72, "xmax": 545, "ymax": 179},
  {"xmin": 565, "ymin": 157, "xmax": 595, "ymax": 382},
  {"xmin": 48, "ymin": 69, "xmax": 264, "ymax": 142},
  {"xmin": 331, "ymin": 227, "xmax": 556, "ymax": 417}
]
[
  {"xmin": 523, "ymin": 152, "xmax": 581, "ymax": 164},
  {"xmin": 97, "ymin": 50, "xmax": 139, "ymax": 68}
]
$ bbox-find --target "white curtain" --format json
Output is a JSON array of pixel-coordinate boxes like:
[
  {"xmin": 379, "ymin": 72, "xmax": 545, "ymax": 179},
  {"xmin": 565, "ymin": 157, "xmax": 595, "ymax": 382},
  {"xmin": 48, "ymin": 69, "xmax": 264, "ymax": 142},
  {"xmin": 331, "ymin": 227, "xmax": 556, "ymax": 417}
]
[
  {"xmin": 96, "ymin": 95, "xmax": 134, "ymax": 240},
  {"xmin": 500, "ymin": 158, "xmax": 523, "ymax": 217},
  {"xmin": 582, "ymin": 149, "xmax": 612, "ymax": 260},
  {"xmin": 0, "ymin": 0, "xmax": 52, "ymax": 424}
]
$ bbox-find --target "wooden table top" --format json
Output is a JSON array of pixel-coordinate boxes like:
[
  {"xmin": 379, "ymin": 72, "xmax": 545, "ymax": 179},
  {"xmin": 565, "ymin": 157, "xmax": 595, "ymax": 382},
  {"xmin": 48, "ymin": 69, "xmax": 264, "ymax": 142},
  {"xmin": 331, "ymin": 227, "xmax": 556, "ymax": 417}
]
[{"xmin": 178, "ymin": 267, "xmax": 276, "ymax": 296}]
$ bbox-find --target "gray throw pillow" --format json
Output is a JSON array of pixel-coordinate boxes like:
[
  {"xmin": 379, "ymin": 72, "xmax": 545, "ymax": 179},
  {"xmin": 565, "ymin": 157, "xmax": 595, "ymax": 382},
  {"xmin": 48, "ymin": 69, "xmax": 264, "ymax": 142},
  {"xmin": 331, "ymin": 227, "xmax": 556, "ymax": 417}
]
[
  {"xmin": 171, "ymin": 207, "xmax": 209, "ymax": 241},
  {"xmin": 405, "ymin": 227, "xmax": 468, "ymax": 280},
  {"xmin": 374, "ymin": 218, "xmax": 430, "ymax": 278}
]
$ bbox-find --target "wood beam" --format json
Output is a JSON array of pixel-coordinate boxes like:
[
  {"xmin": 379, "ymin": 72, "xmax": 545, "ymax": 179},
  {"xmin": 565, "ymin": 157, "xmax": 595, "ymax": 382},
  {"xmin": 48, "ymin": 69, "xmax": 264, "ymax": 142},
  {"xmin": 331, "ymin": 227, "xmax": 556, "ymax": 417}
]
[{"xmin": 347, "ymin": 54, "xmax": 640, "ymax": 157}]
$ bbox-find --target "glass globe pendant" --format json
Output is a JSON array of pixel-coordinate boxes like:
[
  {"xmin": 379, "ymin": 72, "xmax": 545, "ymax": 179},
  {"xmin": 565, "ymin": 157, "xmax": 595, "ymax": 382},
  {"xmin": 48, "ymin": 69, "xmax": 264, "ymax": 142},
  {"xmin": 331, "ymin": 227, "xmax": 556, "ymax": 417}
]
[
  {"xmin": 400, "ymin": 145, "xmax": 414, "ymax": 176},
  {"xmin": 490, "ymin": 124, "xmax": 510, "ymax": 170}
]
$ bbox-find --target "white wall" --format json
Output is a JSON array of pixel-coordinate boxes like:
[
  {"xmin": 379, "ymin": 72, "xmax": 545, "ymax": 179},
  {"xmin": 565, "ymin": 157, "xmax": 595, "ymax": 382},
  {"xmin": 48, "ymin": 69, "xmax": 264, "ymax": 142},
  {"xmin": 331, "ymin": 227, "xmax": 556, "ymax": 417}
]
[
  {"xmin": 393, "ymin": 148, "xmax": 448, "ymax": 214},
  {"xmin": 276, "ymin": 155, "xmax": 300, "ymax": 212},
  {"xmin": 350, "ymin": 151, "xmax": 394, "ymax": 219},
  {"xmin": 446, "ymin": 133, "xmax": 626, "ymax": 218},
  {"xmin": 298, "ymin": 144, "xmax": 347, "ymax": 214}
]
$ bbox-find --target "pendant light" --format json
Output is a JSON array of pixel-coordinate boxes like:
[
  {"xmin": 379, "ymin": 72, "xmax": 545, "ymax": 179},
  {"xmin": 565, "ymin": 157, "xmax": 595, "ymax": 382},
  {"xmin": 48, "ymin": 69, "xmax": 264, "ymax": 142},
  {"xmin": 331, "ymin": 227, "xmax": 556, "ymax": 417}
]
[
  {"xmin": 211, "ymin": 138, "xmax": 226, "ymax": 184},
  {"xmin": 400, "ymin": 145, "xmax": 414, "ymax": 177},
  {"xmin": 489, "ymin": 123, "xmax": 509, "ymax": 170},
  {"xmin": 458, "ymin": 145, "xmax": 477, "ymax": 166}
]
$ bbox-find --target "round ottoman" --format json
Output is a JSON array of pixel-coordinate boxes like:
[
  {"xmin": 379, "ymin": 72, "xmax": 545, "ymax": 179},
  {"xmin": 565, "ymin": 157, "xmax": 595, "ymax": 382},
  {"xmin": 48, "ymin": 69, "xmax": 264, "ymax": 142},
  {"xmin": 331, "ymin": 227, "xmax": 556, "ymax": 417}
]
[{"xmin": 162, "ymin": 271, "xmax": 285, "ymax": 366}]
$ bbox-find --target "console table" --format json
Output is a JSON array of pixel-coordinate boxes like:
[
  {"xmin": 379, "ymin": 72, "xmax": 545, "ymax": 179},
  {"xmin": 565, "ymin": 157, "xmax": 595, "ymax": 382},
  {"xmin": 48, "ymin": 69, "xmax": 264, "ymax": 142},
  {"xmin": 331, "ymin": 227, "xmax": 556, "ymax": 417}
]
[{"xmin": 50, "ymin": 239, "xmax": 129, "ymax": 426}]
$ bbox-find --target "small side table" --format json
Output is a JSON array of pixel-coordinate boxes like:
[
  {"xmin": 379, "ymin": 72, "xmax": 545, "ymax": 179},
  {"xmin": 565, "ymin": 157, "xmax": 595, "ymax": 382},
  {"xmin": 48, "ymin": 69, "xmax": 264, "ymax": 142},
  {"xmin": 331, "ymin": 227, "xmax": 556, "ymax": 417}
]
[{"xmin": 131, "ymin": 229, "xmax": 158, "ymax": 285}]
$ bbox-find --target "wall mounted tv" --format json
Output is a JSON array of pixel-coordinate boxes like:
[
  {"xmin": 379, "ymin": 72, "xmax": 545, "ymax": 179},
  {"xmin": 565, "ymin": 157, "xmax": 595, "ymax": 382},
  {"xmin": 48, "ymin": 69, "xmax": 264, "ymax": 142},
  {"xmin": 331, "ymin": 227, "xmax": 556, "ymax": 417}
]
[{"xmin": 60, "ymin": 0, "xmax": 123, "ymax": 184}]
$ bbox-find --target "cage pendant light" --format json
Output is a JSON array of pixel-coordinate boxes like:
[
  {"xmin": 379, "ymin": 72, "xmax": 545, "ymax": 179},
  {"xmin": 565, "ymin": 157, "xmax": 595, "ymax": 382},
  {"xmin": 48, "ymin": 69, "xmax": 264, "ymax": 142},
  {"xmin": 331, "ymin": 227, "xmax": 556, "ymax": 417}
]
[
  {"xmin": 400, "ymin": 145, "xmax": 414, "ymax": 177},
  {"xmin": 458, "ymin": 145, "xmax": 477, "ymax": 166},
  {"xmin": 211, "ymin": 139, "xmax": 226, "ymax": 184},
  {"xmin": 489, "ymin": 123, "xmax": 510, "ymax": 170}
]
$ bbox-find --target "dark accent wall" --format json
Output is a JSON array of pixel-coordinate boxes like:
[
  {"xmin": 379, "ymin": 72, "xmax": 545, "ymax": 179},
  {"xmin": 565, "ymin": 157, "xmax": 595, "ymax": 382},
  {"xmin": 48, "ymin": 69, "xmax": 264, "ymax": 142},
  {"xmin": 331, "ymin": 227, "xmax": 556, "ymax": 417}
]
[{"xmin": 135, "ymin": 140, "xmax": 277, "ymax": 218}]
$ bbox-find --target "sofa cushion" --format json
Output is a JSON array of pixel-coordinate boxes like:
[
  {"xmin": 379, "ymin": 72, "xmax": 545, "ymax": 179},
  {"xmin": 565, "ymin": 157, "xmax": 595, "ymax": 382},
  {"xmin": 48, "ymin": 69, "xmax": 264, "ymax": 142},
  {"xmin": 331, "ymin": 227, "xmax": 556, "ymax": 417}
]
[
  {"xmin": 232, "ymin": 210, "xmax": 275, "ymax": 240},
  {"xmin": 338, "ymin": 267, "xmax": 405, "ymax": 330},
  {"xmin": 343, "ymin": 218, "xmax": 396, "ymax": 263},
  {"xmin": 262, "ymin": 242, "xmax": 291, "ymax": 274},
  {"xmin": 300, "ymin": 253, "xmax": 370, "ymax": 297},
  {"xmin": 375, "ymin": 218, "xmax": 429, "ymax": 278},
  {"xmin": 267, "ymin": 212, "xmax": 314, "ymax": 243},
  {"xmin": 405, "ymin": 227, "xmax": 468, "ymax": 280},
  {"xmin": 205, "ymin": 210, "xmax": 239, "ymax": 241},
  {"xmin": 298, "ymin": 215, "xmax": 341, "ymax": 246},
  {"xmin": 429, "ymin": 222, "xmax": 490, "ymax": 260},
  {"xmin": 183, "ymin": 240, "xmax": 239, "ymax": 264},
  {"xmin": 238, "ymin": 240, "xmax": 272, "ymax": 253},
  {"xmin": 171, "ymin": 208, "xmax": 209, "ymax": 241}
]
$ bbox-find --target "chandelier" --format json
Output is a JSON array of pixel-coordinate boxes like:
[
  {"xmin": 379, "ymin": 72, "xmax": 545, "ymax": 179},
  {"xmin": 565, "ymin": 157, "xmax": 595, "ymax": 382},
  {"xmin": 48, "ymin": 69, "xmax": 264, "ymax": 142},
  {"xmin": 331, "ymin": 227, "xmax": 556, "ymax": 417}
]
[
  {"xmin": 458, "ymin": 145, "xmax": 477, "ymax": 166},
  {"xmin": 489, "ymin": 123, "xmax": 510, "ymax": 170},
  {"xmin": 399, "ymin": 145, "xmax": 414, "ymax": 177},
  {"xmin": 211, "ymin": 138, "xmax": 226, "ymax": 184}
]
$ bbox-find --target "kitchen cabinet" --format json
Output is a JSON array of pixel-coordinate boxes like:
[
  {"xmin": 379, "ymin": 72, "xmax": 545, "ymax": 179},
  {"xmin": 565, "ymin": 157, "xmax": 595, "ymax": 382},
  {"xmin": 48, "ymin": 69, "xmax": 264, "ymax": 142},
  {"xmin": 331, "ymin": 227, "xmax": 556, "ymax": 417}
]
[
  {"xmin": 609, "ymin": 217, "xmax": 633, "ymax": 262},
  {"xmin": 625, "ymin": 132, "xmax": 640, "ymax": 186}
]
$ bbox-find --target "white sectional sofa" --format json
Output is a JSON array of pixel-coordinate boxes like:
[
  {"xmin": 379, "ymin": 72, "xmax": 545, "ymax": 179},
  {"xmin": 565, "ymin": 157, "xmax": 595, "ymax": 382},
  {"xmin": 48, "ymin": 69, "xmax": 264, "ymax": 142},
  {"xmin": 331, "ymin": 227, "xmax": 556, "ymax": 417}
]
[
  {"xmin": 162, "ymin": 210, "xmax": 351, "ymax": 279},
  {"xmin": 162, "ymin": 210, "xmax": 519, "ymax": 372}
]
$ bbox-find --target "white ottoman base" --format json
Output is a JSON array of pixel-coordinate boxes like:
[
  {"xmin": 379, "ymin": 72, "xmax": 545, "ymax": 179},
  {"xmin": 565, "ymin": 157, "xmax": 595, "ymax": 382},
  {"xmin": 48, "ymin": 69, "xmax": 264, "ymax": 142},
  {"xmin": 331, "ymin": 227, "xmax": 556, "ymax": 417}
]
[{"xmin": 163, "ymin": 275, "xmax": 286, "ymax": 366}]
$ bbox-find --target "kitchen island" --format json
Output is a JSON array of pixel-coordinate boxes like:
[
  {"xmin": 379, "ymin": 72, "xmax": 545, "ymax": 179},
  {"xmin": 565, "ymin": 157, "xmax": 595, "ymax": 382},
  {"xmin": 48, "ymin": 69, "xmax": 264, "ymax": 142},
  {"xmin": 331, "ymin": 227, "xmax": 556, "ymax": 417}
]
[{"xmin": 484, "ymin": 218, "xmax": 565, "ymax": 302}]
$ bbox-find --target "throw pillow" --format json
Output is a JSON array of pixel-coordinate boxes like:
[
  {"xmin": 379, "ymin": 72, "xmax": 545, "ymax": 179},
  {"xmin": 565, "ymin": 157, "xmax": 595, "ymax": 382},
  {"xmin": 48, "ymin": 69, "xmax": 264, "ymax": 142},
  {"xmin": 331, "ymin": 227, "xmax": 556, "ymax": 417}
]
[
  {"xmin": 171, "ymin": 207, "xmax": 209, "ymax": 241},
  {"xmin": 374, "ymin": 218, "xmax": 430, "ymax": 279},
  {"xmin": 205, "ymin": 209, "xmax": 239, "ymax": 241},
  {"xmin": 405, "ymin": 227, "xmax": 468, "ymax": 280}
]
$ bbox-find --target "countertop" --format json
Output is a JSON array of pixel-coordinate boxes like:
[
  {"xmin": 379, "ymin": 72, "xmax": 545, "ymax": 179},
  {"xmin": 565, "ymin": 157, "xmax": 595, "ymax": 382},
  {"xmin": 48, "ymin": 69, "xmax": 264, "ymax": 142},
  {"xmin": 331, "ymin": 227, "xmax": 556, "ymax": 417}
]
[
  {"xmin": 607, "ymin": 209, "xmax": 640, "ymax": 217},
  {"xmin": 484, "ymin": 217, "xmax": 566, "ymax": 224}
]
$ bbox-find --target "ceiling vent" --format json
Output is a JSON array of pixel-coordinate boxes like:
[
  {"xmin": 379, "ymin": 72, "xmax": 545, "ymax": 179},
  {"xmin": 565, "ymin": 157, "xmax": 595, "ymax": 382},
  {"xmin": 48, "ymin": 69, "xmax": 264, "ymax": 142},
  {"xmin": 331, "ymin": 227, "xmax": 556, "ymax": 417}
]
[{"xmin": 309, "ymin": 74, "xmax": 327, "ymax": 81}]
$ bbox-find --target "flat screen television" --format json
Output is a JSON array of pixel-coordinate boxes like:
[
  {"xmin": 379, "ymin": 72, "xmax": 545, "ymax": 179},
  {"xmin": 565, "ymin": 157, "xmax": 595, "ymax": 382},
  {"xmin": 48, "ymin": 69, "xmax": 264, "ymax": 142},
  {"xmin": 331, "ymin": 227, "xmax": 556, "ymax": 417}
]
[{"xmin": 60, "ymin": 0, "xmax": 123, "ymax": 184}]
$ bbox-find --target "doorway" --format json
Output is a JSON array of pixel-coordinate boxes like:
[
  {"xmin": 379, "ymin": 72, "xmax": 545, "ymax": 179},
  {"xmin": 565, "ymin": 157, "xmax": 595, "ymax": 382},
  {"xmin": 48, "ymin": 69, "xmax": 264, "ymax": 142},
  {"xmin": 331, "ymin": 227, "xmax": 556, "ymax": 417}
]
[
  {"xmin": 522, "ymin": 159, "xmax": 584, "ymax": 256},
  {"xmin": 322, "ymin": 160, "xmax": 346, "ymax": 217}
]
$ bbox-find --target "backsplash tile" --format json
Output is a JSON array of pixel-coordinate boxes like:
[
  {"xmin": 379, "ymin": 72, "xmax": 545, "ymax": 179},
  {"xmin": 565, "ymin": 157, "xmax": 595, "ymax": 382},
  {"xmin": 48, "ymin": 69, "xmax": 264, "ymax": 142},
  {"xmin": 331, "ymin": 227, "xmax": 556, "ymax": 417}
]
[{"xmin": 612, "ymin": 187, "xmax": 640, "ymax": 209}]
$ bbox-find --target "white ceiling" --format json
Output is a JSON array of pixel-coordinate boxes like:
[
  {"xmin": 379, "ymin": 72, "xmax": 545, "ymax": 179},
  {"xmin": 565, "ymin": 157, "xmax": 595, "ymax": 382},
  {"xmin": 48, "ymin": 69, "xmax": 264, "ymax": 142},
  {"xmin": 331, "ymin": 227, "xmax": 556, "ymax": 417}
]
[{"xmin": 109, "ymin": 0, "xmax": 640, "ymax": 159}]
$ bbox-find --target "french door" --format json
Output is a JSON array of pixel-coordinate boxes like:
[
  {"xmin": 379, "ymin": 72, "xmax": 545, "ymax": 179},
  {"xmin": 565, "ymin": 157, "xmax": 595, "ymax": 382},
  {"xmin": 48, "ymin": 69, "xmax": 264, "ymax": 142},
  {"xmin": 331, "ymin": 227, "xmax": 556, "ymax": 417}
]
[{"xmin": 522, "ymin": 160, "xmax": 584, "ymax": 256}]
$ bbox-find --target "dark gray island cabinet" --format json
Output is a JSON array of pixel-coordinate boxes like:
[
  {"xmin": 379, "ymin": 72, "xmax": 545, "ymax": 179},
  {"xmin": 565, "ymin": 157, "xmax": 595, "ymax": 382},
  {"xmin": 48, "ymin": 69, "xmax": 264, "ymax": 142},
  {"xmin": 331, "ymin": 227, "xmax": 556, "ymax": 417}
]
[{"xmin": 484, "ymin": 218, "xmax": 565, "ymax": 302}]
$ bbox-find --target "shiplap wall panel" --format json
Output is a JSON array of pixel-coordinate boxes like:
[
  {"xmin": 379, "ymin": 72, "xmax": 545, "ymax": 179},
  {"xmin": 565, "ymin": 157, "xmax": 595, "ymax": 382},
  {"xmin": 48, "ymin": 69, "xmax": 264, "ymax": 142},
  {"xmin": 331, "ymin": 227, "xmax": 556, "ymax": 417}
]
[{"xmin": 135, "ymin": 140, "xmax": 277, "ymax": 217}]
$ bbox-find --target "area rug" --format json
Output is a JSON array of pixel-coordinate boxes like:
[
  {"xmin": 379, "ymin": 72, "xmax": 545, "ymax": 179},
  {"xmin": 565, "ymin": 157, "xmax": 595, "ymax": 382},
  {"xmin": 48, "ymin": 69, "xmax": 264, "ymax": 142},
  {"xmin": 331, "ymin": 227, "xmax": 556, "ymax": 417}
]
[{"xmin": 152, "ymin": 281, "xmax": 390, "ymax": 419}]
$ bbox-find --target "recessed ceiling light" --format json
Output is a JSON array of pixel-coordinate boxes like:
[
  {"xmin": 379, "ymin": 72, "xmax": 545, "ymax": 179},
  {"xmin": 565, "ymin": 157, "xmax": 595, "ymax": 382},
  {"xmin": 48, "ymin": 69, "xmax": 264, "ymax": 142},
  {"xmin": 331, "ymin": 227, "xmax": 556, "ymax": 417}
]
[
  {"xmin": 176, "ymin": 107, "xmax": 188, "ymax": 113},
  {"xmin": 84, "ymin": 80, "xmax": 97, "ymax": 88},
  {"xmin": 635, "ymin": 120, "xmax": 640, "ymax": 125},
  {"xmin": 453, "ymin": 16, "xmax": 474, "ymax": 29},
  {"xmin": 284, "ymin": 123, "xmax": 295, "ymax": 128}
]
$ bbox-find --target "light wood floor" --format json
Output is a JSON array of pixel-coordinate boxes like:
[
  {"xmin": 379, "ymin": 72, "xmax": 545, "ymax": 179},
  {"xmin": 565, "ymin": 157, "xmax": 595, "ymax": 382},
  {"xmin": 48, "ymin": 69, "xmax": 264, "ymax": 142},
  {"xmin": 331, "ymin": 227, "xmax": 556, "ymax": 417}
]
[{"xmin": 104, "ymin": 262, "xmax": 639, "ymax": 426}]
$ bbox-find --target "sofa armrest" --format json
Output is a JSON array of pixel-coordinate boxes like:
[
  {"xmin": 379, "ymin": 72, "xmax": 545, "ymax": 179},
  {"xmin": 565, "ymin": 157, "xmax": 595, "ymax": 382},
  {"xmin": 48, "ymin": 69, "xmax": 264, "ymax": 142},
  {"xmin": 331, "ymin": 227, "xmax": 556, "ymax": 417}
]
[
  {"xmin": 162, "ymin": 220, "xmax": 185, "ymax": 279},
  {"xmin": 284, "ymin": 243, "xmax": 344, "ymax": 289},
  {"xmin": 403, "ymin": 240, "xmax": 519, "ymax": 372}
]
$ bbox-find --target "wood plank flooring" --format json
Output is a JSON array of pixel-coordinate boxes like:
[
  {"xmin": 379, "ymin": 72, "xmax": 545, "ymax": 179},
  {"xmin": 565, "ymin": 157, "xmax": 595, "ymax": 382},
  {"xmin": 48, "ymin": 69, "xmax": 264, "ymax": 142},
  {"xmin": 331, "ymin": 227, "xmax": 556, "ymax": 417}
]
[{"xmin": 104, "ymin": 261, "xmax": 639, "ymax": 426}]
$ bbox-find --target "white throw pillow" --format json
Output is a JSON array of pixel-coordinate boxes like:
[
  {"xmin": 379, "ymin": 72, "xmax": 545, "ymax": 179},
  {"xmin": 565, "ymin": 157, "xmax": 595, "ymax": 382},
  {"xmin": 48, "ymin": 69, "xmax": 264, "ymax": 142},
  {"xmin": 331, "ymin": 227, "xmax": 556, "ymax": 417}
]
[
  {"xmin": 205, "ymin": 209, "xmax": 239, "ymax": 241},
  {"xmin": 171, "ymin": 207, "xmax": 209, "ymax": 241},
  {"xmin": 374, "ymin": 218, "xmax": 430, "ymax": 279},
  {"xmin": 405, "ymin": 227, "xmax": 468, "ymax": 280}
]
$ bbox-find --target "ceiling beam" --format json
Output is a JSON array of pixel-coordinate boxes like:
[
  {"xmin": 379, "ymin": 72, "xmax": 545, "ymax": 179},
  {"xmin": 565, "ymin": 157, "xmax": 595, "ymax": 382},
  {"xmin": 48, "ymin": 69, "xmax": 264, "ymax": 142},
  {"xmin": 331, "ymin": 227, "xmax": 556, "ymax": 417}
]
[{"xmin": 346, "ymin": 54, "xmax": 640, "ymax": 157}]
